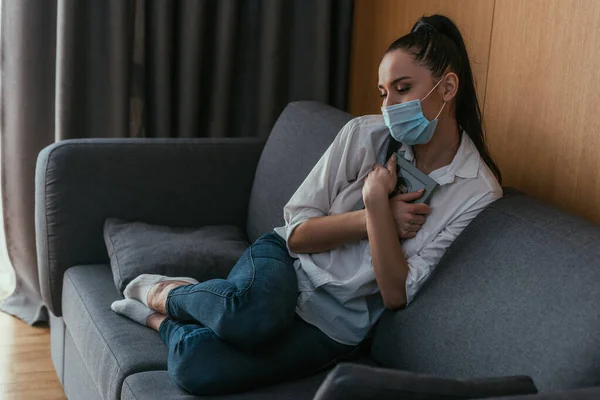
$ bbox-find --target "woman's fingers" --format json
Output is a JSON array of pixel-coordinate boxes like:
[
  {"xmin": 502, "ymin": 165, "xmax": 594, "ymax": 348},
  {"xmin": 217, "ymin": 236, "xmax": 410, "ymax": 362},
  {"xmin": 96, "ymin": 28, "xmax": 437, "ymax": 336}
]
[
  {"xmin": 405, "ymin": 224, "xmax": 420, "ymax": 232},
  {"xmin": 400, "ymin": 230, "xmax": 418, "ymax": 239},
  {"xmin": 367, "ymin": 158, "xmax": 398, "ymax": 195},
  {"xmin": 386, "ymin": 153, "xmax": 397, "ymax": 173},
  {"xmin": 402, "ymin": 212, "xmax": 425, "ymax": 226},
  {"xmin": 409, "ymin": 203, "xmax": 432, "ymax": 215},
  {"xmin": 393, "ymin": 190, "xmax": 424, "ymax": 203},
  {"xmin": 410, "ymin": 214, "xmax": 426, "ymax": 225}
]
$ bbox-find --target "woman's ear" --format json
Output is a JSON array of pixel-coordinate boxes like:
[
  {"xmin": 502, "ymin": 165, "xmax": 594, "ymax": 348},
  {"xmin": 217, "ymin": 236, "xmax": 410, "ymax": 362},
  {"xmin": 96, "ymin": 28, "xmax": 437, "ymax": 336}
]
[{"xmin": 441, "ymin": 72, "xmax": 459, "ymax": 102}]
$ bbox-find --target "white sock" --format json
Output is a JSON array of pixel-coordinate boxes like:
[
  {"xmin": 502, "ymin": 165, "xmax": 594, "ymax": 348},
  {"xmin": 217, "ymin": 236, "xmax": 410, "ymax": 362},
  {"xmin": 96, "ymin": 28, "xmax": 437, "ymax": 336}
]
[
  {"xmin": 111, "ymin": 299, "xmax": 155, "ymax": 326},
  {"xmin": 123, "ymin": 274, "xmax": 199, "ymax": 307}
]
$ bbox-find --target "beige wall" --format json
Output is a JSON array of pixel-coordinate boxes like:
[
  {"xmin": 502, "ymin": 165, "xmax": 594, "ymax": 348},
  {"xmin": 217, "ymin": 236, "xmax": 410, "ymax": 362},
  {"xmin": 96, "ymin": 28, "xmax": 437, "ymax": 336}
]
[{"xmin": 349, "ymin": 0, "xmax": 600, "ymax": 224}]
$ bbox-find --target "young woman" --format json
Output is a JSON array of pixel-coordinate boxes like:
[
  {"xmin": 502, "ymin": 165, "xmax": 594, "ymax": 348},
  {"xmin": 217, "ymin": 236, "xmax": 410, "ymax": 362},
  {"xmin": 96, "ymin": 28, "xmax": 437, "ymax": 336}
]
[{"xmin": 111, "ymin": 14, "xmax": 502, "ymax": 396}]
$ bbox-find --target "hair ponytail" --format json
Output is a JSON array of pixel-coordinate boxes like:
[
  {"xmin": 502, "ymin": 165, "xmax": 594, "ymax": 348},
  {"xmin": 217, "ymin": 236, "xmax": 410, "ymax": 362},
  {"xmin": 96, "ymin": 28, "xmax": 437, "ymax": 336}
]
[{"xmin": 385, "ymin": 15, "xmax": 502, "ymax": 184}]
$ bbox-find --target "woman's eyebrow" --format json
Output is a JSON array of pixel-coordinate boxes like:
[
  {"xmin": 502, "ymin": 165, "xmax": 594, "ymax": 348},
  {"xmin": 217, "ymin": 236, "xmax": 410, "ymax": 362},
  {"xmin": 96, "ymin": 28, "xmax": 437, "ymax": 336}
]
[{"xmin": 377, "ymin": 76, "xmax": 411, "ymax": 89}]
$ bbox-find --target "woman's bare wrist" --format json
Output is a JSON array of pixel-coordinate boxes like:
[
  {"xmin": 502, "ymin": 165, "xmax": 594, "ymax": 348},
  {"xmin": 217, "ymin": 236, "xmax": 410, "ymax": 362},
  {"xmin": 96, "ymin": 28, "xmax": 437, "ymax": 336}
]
[{"xmin": 363, "ymin": 186, "xmax": 388, "ymax": 208}]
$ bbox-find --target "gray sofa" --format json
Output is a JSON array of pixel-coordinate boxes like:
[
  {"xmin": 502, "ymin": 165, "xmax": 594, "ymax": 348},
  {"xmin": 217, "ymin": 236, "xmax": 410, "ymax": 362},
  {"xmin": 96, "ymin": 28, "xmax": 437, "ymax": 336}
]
[{"xmin": 36, "ymin": 101, "xmax": 600, "ymax": 399}]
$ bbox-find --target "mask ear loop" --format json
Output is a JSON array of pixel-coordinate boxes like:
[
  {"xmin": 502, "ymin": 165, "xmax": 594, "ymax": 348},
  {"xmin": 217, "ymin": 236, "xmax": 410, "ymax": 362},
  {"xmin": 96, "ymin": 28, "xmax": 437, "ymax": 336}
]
[
  {"xmin": 421, "ymin": 77, "xmax": 445, "ymax": 101},
  {"xmin": 422, "ymin": 77, "xmax": 447, "ymax": 121},
  {"xmin": 433, "ymin": 101, "xmax": 446, "ymax": 120}
]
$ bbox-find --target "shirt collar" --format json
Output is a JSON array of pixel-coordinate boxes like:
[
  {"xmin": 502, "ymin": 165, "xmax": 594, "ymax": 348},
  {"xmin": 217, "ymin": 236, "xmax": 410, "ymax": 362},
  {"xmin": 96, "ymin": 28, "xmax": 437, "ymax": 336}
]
[{"xmin": 397, "ymin": 131, "xmax": 480, "ymax": 186}]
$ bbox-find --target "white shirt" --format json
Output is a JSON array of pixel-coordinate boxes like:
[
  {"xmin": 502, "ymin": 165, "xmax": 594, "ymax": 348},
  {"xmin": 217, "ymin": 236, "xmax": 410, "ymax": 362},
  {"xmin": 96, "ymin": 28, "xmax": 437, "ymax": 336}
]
[{"xmin": 273, "ymin": 115, "xmax": 503, "ymax": 345}]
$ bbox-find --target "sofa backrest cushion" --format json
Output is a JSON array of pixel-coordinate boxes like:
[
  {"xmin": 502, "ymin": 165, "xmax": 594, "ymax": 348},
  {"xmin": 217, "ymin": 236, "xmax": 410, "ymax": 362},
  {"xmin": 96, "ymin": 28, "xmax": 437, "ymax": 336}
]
[
  {"xmin": 370, "ymin": 191, "xmax": 600, "ymax": 392},
  {"xmin": 246, "ymin": 101, "xmax": 352, "ymax": 242}
]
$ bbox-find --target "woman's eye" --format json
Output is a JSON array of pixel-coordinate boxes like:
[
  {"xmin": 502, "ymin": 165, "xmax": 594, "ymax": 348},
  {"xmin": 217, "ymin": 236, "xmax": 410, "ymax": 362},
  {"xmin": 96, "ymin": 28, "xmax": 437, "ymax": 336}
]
[
  {"xmin": 397, "ymin": 86, "xmax": 411, "ymax": 94},
  {"xmin": 379, "ymin": 93, "xmax": 387, "ymax": 98}
]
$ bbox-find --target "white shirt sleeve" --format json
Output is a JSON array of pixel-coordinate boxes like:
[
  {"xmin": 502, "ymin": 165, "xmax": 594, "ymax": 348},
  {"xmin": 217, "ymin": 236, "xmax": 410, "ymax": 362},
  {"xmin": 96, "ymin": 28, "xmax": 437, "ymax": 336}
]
[
  {"xmin": 404, "ymin": 190, "xmax": 502, "ymax": 304},
  {"xmin": 278, "ymin": 119, "xmax": 361, "ymax": 258}
]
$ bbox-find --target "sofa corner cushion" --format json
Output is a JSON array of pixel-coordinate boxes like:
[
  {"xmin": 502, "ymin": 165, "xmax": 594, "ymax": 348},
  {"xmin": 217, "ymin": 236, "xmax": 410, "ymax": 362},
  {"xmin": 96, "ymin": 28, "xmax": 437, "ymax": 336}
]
[{"xmin": 246, "ymin": 101, "xmax": 353, "ymax": 243}]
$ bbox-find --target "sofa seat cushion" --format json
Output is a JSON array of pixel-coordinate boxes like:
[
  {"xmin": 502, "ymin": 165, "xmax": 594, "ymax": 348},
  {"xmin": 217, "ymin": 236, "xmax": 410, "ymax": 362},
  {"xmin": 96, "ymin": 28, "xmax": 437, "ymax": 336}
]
[
  {"xmin": 122, "ymin": 358, "xmax": 381, "ymax": 399},
  {"xmin": 62, "ymin": 264, "xmax": 169, "ymax": 400},
  {"xmin": 121, "ymin": 370, "xmax": 327, "ymax": 400}
]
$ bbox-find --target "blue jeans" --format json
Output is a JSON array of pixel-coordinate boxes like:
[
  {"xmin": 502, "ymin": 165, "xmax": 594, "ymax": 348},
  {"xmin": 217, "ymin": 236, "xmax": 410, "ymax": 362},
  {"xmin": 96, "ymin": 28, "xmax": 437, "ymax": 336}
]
[{"xmin": 158, "ymin": 232, "xmax": 362, "ymax": 395}]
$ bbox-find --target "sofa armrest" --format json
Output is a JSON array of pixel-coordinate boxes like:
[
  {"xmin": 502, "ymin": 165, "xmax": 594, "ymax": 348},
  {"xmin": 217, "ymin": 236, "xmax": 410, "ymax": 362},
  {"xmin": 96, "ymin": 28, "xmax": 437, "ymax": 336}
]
[
  {"xmin": 313, "ymin": 363, "xmax": 537, "ymax": 400},
  {"xmin": 35, "ymin": 138, "xmax": 265, "ymax": 316}
]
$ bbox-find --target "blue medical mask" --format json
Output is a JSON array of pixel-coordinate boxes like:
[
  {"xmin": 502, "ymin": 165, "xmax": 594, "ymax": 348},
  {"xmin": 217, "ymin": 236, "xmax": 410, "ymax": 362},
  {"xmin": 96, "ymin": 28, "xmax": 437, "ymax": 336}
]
[{"xmin": 381, "ymin": 78, "xmax": 446, "ymax": 145}]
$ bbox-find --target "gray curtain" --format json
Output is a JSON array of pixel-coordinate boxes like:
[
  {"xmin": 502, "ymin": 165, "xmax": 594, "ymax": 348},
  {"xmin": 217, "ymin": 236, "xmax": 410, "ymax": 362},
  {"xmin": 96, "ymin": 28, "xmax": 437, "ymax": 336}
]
[{"xmin": 0, "ymin": 0, "xmax": 354, "ymax": 324}]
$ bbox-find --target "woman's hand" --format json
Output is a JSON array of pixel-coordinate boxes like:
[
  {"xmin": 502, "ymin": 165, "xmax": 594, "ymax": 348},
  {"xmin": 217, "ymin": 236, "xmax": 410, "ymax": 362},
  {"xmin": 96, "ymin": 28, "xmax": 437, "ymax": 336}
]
[
  {"xmin": 363, "ymin": 153, "xmax": 432, "ymax": 239},
  {"xmin": 362, "ymin": 154, "xmax": 398, "ymax": 204},
  {"xmin": 389, "ymin": 191, "xmax": 431, "ymax": 239}
]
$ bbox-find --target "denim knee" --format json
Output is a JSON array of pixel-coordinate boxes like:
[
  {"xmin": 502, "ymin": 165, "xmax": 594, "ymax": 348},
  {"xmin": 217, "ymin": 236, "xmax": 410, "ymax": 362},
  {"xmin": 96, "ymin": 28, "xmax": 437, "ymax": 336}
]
[
  {"xmin": 209, "ymin": 290, "xmax": 297, "ymax": 346},
  {"xmin": 213, "ymin": 236, "xmax": 298, "ymax": 345},
  {"xmin": 168, "ymin": 331, "xmax": 224, "ymax": 395},
  {"xmin": 169, "ymin": 360, "xmax": 207, "ymax": 395},
  {"xmin": 169, "ymin": 348, "xmax": 235, "ymax": 395}
]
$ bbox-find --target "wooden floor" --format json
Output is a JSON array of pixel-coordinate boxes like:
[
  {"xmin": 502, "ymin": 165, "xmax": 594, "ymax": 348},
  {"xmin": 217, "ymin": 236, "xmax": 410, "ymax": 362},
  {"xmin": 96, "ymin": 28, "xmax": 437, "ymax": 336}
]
[{"xmin": 0, "ymin": 311, "xmax": 67, "ymax": 400}]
